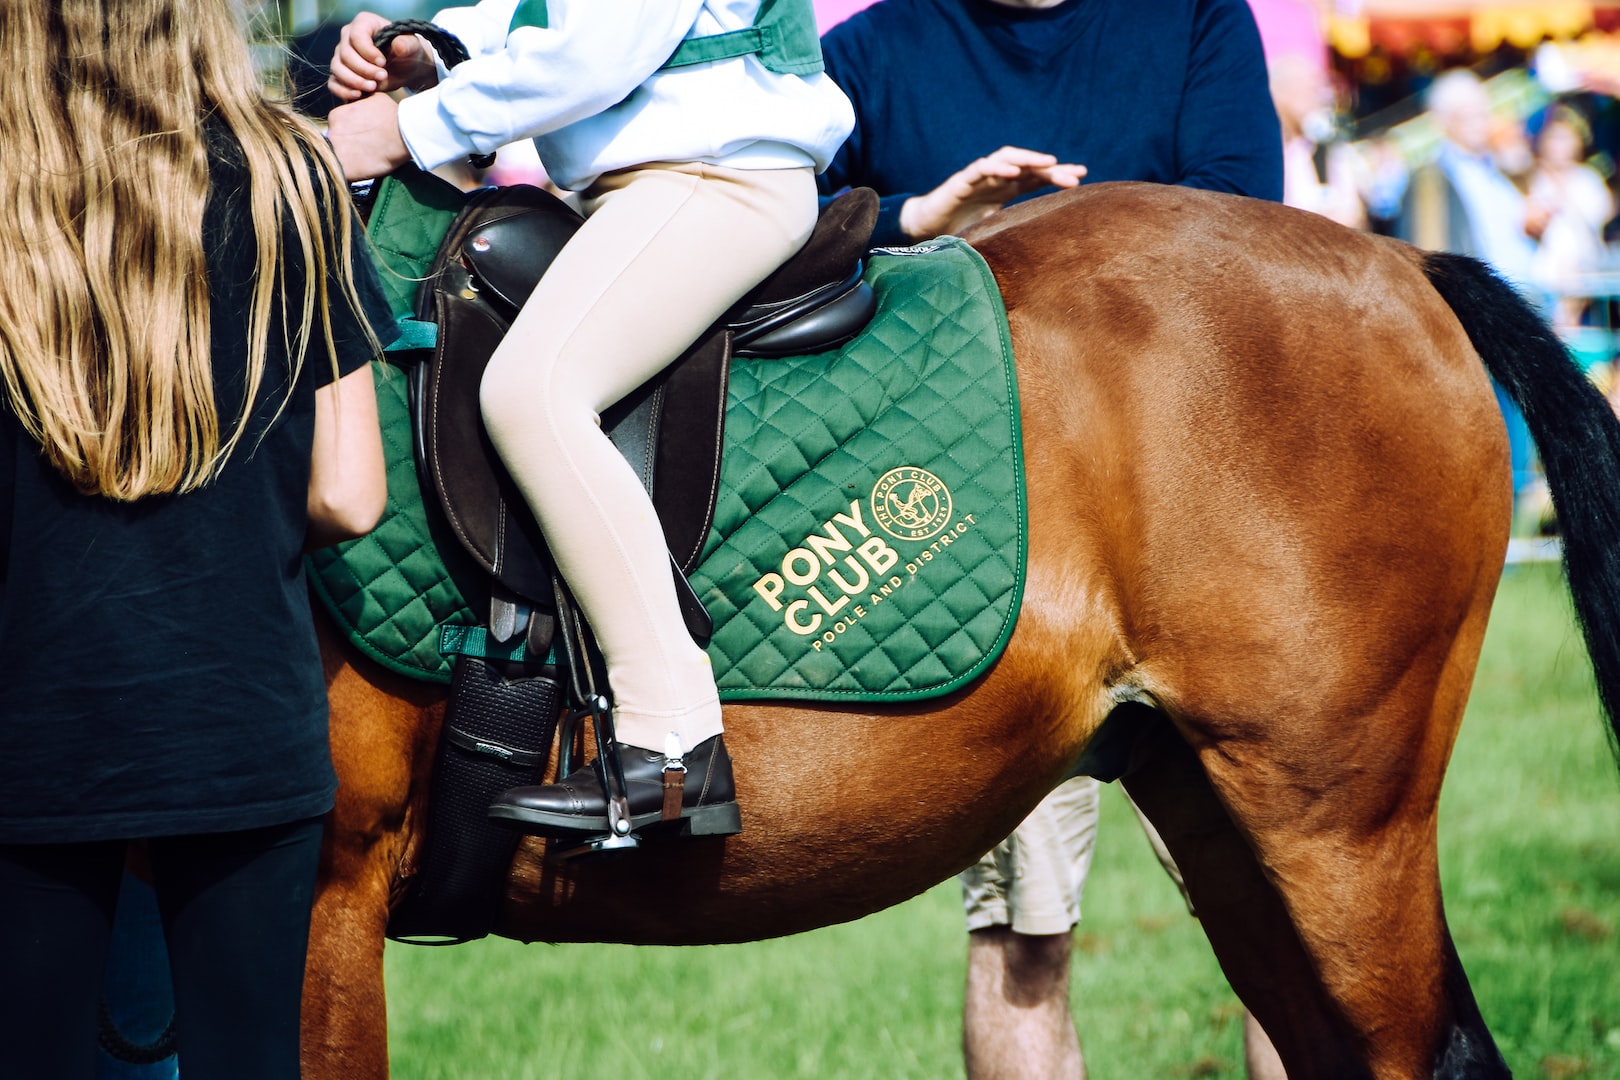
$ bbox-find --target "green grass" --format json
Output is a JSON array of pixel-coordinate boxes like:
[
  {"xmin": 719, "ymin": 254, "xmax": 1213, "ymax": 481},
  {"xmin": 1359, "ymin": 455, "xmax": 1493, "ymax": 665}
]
[{"xmin": 385, "ymin": 563, "xmax": 1620, "ymax": 1078}]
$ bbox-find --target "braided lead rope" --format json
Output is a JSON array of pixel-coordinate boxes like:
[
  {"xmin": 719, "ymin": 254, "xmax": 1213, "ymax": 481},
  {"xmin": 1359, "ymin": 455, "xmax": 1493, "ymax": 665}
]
[{"xmin": 371, "ymin": 20, "xmax": 495, "ymax": 170}]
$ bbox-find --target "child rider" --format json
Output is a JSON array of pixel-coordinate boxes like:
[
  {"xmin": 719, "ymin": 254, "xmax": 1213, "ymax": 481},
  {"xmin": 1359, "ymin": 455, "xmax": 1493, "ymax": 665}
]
[{"xmin": 326, "ymin": 0, "xmax": 854, "ymax": 840}]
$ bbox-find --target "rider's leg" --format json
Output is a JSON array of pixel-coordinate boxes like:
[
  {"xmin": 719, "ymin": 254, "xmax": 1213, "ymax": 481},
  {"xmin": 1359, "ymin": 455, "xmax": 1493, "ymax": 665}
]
[{"xmin": 481, "ymin": 163, "xmax": 815, "ymax": 828}]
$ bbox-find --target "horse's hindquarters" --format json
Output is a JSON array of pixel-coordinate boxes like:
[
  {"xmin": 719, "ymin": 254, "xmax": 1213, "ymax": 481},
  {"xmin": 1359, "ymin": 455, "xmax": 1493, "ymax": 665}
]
[{"xmin": 973, "ymin": 184, "xmax": 1513, "ymax": 1076}]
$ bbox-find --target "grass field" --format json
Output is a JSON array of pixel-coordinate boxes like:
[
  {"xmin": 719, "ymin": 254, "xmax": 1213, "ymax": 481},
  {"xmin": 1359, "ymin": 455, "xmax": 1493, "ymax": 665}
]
[{"xmin": 384, "ymin": 562, "xmax": 1620, "ymax": 1079}]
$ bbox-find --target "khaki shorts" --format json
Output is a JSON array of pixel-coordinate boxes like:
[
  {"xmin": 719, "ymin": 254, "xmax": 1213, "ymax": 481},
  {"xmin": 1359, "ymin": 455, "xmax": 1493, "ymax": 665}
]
[{"xmin": 960, "ymin": 776, "xmax": 1194, "ymax": 935}]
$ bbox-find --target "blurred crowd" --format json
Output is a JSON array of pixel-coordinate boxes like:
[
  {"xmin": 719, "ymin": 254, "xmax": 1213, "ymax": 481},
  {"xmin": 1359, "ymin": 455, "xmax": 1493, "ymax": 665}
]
[
  {"xmin": 1270, "ymin": 48, "xmax": 1619, "ymax": 339},
  {"xmin": 1268, "ymin": 46, "xmax": 1620, "ymax": 532}
]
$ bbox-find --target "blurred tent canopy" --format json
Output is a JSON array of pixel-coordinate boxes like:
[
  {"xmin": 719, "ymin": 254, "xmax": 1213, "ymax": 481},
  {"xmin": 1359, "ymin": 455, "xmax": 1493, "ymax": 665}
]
[
  {"xmin": 1329, "ymin": 0, "xmax": 1620, "ymax": 58},
  {"xmin": 270, "ymin": 0, "xmax": 433, "ymax": 35}
]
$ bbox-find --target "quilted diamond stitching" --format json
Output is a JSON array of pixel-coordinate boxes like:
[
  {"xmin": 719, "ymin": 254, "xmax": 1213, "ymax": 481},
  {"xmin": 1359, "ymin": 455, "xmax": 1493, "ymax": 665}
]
[
  {"xmin": 691, "ymin": 239, "xmax": 1025, "ymax": 701},
  {"xmin": 307, "ymin": 238, "xmax": 1026, "ymax": 701}
]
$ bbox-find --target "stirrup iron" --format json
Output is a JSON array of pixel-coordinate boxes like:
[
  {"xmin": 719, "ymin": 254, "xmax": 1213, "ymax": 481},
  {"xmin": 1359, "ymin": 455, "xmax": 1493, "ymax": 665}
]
[{"xmin": 548, "ymin": 578, "xmax": 640, "ymax": 857}]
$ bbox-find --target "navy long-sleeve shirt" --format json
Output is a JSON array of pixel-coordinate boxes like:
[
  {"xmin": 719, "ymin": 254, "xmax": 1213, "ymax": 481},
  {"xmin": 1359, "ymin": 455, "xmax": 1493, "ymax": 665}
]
[{"xmin": 819, "ymin": 0, "xmax": 1284, "ymax": 246}]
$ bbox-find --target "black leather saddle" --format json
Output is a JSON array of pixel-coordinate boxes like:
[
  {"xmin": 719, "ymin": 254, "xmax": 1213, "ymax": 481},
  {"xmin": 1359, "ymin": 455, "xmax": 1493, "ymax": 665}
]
[{"xmin": 404, "ymin": 172, "xmax": 880, "ymax": 655}]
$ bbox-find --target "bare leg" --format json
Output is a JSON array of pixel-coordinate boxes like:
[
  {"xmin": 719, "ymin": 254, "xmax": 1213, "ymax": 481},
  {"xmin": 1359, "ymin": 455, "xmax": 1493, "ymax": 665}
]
[
  {"xmin": 963, "ymin": 928, "xmax": 1085, "ymax": 1080},
  {"xmin": 1245, "ymin": 1009, "xmax": 1287, "ymax": 1080}
]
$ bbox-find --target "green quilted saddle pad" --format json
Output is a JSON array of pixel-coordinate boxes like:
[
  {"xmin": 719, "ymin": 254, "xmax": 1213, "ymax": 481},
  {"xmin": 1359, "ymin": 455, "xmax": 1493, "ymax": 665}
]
[{"xmin": 307, "ymin": 236, "xmax": 1026, "ymax": 702}]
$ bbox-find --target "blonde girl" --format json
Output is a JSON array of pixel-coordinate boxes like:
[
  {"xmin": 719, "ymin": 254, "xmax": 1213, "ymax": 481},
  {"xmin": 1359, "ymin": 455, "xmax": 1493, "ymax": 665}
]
[{"xmin": 0, "ymin": 1, "xmax": 396, "ymax": 1074}]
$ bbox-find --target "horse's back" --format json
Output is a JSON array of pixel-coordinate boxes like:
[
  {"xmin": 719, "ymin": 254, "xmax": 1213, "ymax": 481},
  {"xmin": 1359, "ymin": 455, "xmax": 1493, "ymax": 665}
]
[
  {"xmin": 322, "ymin": 182, "xmax": 1515, "ymax": 949},
  {"xmin": 485, "ymin": 186, "xmax": 1515, "ymax": 944}
]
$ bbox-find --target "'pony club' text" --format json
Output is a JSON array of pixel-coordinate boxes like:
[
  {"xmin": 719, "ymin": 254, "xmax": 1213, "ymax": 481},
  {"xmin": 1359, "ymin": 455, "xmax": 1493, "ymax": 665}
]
[{"xmin": 750, "ymin": 492, "xmax": 977, "ymax": 649}]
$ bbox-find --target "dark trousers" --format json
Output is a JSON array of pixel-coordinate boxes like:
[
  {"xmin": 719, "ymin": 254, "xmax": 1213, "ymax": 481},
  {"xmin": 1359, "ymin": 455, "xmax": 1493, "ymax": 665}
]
[{"xmin": 0, "ymin": 817, "xmax": 325, "ymax": 1080}]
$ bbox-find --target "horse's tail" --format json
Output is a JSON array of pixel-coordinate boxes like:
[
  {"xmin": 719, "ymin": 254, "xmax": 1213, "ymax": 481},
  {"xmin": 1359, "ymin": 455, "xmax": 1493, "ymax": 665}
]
[{"xmin": 1421, "ymin": 250, "xmax": 1620, "ymax": 769}]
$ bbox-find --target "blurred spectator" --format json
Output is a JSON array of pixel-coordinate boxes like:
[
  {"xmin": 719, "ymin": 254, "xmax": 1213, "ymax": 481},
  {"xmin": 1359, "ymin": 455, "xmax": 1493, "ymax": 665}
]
[
  {"xmin": 1489, "ymin": 116, "xmax": 1536, "ymax": 190},
  {"xmin": 1528, "ymin": 104, "xmax": 1615, "ymax": 328},
  {"xmin": 1397, "ymin": 68, "xmax": 1540, "ymax": 518},
  {"xmin": 1397, "ymin": 69, "xmax": 1537, "ymax": 286},
  {"xmin": 1271, "ymin": 54, "xmax": 1365, "ymax": 228},
  {"xmin": 1357, "ymin": 136, "xmax": 1410, "ymax": 236}
]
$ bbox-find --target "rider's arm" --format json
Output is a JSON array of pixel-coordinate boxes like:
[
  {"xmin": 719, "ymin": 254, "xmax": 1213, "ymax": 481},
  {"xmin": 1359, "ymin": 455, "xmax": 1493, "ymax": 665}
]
[
  {"xmin": 396, "ymin": 0, "xmax": 706, "ymax": 170},
  {"xmin": 425, "ymin": 1, "xmax": 521, "ymax": 59},
  {"xmin": 1174, "ymin": 0, "xmax": 1284, "ymax": 202}
]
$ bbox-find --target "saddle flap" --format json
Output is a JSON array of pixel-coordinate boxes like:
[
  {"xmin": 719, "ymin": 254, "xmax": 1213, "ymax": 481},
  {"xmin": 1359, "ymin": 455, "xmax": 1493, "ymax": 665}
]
[
  {"xmin": 415, "ymin": 183, "xmax": 726, "ymax": 630},
  {"xmin": 416, "ymin": 185, "xmax": 582, "ymax": 611},
  {"xmin": 423, "ymin": 282, "xmax": 557, "ymax": 604},
  {"xmin": 653, "ymin": 329, "xmax": 732, "ymax": 571}
]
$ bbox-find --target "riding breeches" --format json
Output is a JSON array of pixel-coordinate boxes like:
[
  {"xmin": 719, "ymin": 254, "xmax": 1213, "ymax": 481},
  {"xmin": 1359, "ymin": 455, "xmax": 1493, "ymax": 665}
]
[{"xmin": 480, "ymin": 162, "xmax": 817, "ymax": 752}]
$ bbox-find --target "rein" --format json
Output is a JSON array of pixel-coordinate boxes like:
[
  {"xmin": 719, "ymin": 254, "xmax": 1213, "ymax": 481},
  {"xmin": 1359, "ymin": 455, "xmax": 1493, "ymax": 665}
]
[{"xmin": 369, "ymin": 21, "xmax": 495, "ymax": 170}]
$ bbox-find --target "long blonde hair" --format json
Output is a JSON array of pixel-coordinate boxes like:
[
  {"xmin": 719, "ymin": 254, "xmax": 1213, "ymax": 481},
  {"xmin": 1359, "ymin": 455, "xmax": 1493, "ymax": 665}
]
[{"xmin": 0, "ymin": 0, "xmax": 374, "ymax": 500}]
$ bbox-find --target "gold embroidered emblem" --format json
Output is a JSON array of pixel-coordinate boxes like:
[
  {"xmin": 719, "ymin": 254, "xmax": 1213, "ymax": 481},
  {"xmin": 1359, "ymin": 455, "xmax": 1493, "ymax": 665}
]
[{"xmin": 872, "ymin": 467, "xmax": 953, "ymax": 541}]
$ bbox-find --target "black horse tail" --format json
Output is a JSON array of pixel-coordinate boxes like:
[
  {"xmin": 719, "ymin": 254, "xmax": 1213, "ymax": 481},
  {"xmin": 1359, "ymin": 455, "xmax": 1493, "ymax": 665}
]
[{"xmin": 1422, "ymin": 251, "xmax": 1620, "ymax": 770}]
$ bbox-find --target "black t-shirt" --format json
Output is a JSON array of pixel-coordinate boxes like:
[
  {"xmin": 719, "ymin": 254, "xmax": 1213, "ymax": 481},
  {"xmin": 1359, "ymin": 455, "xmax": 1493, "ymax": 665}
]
[{"xmin": 0, "ymin": 131, "xmax": 398, "ymax": 843}]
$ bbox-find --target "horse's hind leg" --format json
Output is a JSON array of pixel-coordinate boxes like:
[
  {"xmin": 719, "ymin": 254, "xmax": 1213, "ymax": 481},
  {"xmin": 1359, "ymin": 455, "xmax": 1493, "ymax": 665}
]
[
  {"xmin": 1120, "ymin": 715, "xmax": 1364, "ymax": 1076},
  {"xmin": 1121, "ymin": 621, "xmax": 1509, "ymax": 1079}
]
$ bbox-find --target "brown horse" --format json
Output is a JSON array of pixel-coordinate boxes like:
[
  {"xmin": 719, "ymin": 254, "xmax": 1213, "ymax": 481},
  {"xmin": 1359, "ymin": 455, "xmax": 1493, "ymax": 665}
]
[{"xmin": 306, "ymin": 182, "xmax": 1620, "ymax": 1079}]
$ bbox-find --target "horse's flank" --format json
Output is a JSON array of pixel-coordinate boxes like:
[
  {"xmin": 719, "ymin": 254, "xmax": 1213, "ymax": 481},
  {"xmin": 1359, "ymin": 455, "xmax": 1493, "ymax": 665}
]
[{"xmin": 309, "ymin": 182, "xmax": 1604, "ymax": 1078}]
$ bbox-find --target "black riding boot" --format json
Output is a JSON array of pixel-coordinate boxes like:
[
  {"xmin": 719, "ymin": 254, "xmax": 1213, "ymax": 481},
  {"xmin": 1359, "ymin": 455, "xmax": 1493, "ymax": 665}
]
[{"xmin": 488, "ymin": 734, "xmax": 741, "ymax": 838}]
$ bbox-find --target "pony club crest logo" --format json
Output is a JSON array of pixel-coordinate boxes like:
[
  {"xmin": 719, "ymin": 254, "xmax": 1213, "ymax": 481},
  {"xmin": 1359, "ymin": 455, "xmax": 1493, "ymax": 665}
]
[
  {"xmin": 749, "ymin": 464, "xmax": 979, "ymax": 651},
  {"xmin": 872, "ymin": 466, "xmax": 953, "ymax": 541}
]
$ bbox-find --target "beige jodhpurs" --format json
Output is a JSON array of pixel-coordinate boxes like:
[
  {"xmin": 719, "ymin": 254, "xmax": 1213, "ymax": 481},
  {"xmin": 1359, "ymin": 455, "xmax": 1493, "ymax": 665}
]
[{"xmin": 480, "ymin": 162, "xmax": 817, "ymax": 752}]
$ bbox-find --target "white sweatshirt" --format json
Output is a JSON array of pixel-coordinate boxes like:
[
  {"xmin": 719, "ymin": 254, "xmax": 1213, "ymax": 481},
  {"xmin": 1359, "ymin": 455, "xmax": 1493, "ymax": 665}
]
[{"xmin": 396, "ymin": 0, "xmax": 855, "ymax": 192}]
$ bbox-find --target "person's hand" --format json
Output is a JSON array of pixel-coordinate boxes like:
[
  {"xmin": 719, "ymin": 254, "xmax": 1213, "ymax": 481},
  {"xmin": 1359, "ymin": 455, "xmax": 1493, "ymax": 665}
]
[
  {"xmin": 325, "ymin": 93, "xmax": 412, "ymax": 181},
  {"xmin": 1524, "ymin": 198, "xmax": 1553, "ymax": 242},
  {"xmin": 899, "ymin": 146, "xmax": 1086, "ymax": 240},
  {"xmin": 328, "ymin": 11, "xmax": 439, "ymax": 102}
]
